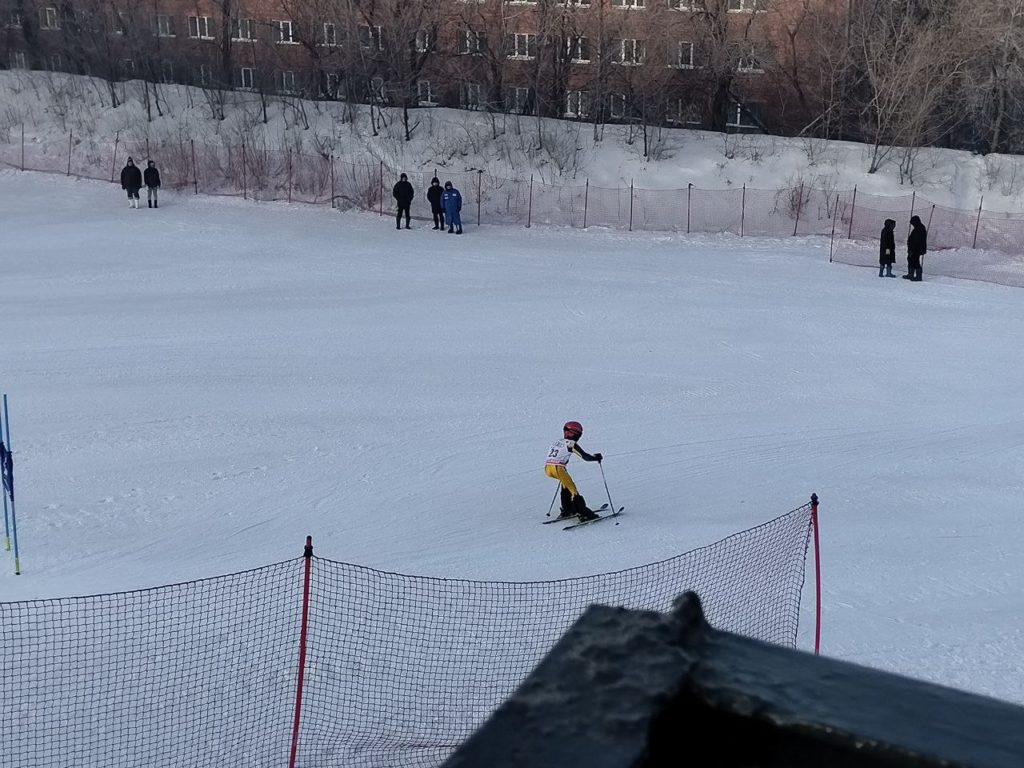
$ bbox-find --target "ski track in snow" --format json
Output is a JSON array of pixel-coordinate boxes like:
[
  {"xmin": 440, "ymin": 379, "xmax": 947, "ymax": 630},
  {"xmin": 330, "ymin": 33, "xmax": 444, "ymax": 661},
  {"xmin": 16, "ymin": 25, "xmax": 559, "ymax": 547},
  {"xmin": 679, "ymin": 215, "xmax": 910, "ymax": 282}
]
[{"xmin": 2, "ymin": 171, "xmax": 1024, "ymax": 706}]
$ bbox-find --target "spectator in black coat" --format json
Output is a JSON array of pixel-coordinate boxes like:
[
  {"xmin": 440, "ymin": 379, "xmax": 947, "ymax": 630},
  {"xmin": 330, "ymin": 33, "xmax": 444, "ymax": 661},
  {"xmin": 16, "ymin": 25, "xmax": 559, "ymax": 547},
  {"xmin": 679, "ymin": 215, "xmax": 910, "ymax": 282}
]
[
  {"xmin": 392, "ymin": 173, "xmax": 414, "ymax": 229},
  {"xmin": 144, "ymin": 160, "xmax": 161, "ymax": 209},
  {"xmin": 426, "ymin": 177, "xmax": 445, "ymax": 231},
  {"xmin": 904, "ymin": 215, "xmax": 927, "ymax": 281},
  {"xmin": 120, "ymin": 157, "xmax": 143, "ymax": 209},
  {"xmin": 879, "ymin": 218, "xmax": 896, "ymax": 277}
]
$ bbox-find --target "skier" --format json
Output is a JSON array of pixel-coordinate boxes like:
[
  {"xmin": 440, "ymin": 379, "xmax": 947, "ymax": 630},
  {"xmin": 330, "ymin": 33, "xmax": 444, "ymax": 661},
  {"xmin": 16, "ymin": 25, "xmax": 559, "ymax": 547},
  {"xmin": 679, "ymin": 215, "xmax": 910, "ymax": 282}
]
[
  {"xmin": 120, "ymin": 157, "xmax": 143, "ymax": 209},
  {"xmin": 144, "ymin": 160, "xmax": 161, "ymax": 209},
  {"xmin": 392, "ymin": 173, "xmax": 414, "ymax": 230},
  {"xmin": 427, "ymin": 177, "xmax": 445, "ymax": 231},
  {"xmin": 544, "ymin": 421, "xmax": 602, "ymax": 521},
  {"xmin": 441, "ymin": 181, "xmax": 463, "ymax": 234},
  {"xmin": 879, "ymin": 218, "xmax": 896, "ymax": 277}
]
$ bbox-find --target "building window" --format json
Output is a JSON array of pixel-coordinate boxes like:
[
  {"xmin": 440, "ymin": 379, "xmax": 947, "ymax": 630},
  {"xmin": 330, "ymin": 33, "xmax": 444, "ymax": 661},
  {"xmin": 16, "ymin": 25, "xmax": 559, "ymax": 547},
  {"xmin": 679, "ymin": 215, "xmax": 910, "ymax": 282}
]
[
  {"xmin": 415, "ymin": 29, "xmax": 433, "ymax": 53},
  {"xmin": 667, "ymin": 98, "xmax": 701, "ymax": 126},
  {"xmin": 726, "ymin": 100, "xmax": 763, "ymax": 128},
  {"xmin": 233, "ymin": 18, "xmax": 255, "ymax": 41},
  {"xmin": 113, "ymin": 12, "xmax": 126, "ymax": 34},
  {"xmin": 274, "ymin": 20, "xmax": 296, "ymax": 44},
  {"xmin": 417, "ymin": 80, "xmax": 436, "ymax": 106},
  {"xmin": 239, "ymin": 66, "xmax": 255, "ymax": 89},
  {"xmin": 461, "ymin": 82, "xmax": 483, "ymax": 110},
  {"xmin": 277, "ymin": 70, "xmax": 296, "ymax": 93},
  {"xmin": 557, "ymin": 0, "xmax": 590, "ymax": 5},
  {"xmin": 199, "ymin": 64, "xmax": 212, "ymax": 85},
  {"xmin": 612, "ymin": 0, "xmax": 645, "ymax": 8},
  {"xmin": 325, "ymin": 72, "xmax": 342, "ymax": 96},
  {"xmin": 458, "ymin": 30, "xmax": 486, "ymax": 55},
  {"xmin": 565, "ymin": 36, "xmax": 590, "ymax": 63},
  {"xmin": 673, "ymin": 41, "xmax": 694, "ymax": 69},
  {"xmin": 49, "ymin": 54, "xmax": 62, "ymax": 70},
  {"xmin": 737, "ymin": 52, "xmax": 764, "ymax": 73},
  {"xmin": 9, "ymin": 51, "xmax": 27, "ymax": 69},
  {"xmin": 565, "ymin": 90, "xmax": 589, "ymax": 118},
  {"xmin": 42, "ymin": 7, "xmax": 59, "ymax": 29},
  {"xmin": 358, "ymin": 24, "xmax": 383, "ymax": 50},
  {"xmin": 9, "ymin": 11, "xmax": 23, "ymax": 28},
  {"xmin": 669, "ymin": 0, "xmax": 699, "ymax": 8},
  {"xmin": 160, "ymin": 60, "xmax": 174, "ymax": 82},
  {"xmin": 188, "ymin": 16, "xmax": 212, "ymax": 39},
  {"xmin": 728, "ymin": 0, "xmax": 761, "ymax": 10},
  {"xmin": 156, "ymin": 14, "xmax": 174, "ymax": 37},
  {"xmin": 615, "ymin": 39, "xmax": 645, "ymax": 65},
  {"xmin": 121, "ymin": 58, "xmax": 135, "ymax": 75},
  {"xmin": 508, "ymin": 33, "xmax": 536, "ymax": 60},
  {"xmin": 609, "ymin": 93, "xmax": 628, "ymax": 119},
  {"xmin": 322, "ymin": 22, "xmax": 337, "ymax": 46},
  {"xmin": 507, "ymin": 85, "xmax": 530, "ymax": 113}
]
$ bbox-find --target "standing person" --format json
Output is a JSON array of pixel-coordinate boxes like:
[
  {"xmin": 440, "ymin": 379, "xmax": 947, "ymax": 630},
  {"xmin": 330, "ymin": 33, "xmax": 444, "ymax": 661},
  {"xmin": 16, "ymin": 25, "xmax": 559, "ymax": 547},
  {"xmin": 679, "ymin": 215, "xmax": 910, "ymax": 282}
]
[
  {"xmin": 904, "ymin": 214, "xmax": 927, "ymax": 281},
  {"xmin": 144, "ymin": 160, "xmax": 161, "ymax": 209},
  {"xmin": 544, "ymin": 421, "xmax": 602, "ymax": 521},
  {"xmin": 392, "ymin": 173, "xmax": 414, "ymax": 230},
  {"xmin": 879, "ymin": 218, "xmax": 896, "ymax": 277},
  {"xmin": 441, "ymin": 180, "xmax": 463, "ymax": 234},
  {"xmin": 426, "ymin": 177, "xmax": 445, "ymax": 231},
  {"xmin": 120, "ymin": 157, "xmax": 142, "ymax": 209}
]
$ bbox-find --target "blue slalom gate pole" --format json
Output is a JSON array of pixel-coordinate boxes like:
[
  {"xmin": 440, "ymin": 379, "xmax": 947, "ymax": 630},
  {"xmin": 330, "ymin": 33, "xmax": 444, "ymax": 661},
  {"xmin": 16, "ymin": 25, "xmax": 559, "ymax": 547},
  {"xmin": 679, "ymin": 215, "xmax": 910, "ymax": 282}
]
[
  {"xmin": 0, "ymin": 394, "xmax": 9, "ymax": 553},
  {"xmin": 3, "ymin": 394, "xmax": 21, "ymax": 574}
]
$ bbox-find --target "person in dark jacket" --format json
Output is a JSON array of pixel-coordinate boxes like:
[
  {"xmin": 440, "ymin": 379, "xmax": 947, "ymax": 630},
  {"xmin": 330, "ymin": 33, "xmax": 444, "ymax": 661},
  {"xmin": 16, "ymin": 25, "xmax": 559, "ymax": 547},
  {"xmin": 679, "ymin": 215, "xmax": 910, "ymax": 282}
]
[
  {"xmin": 120, "ymin": 157, "xmax": 143, "ymax": 209},
  {"xmin": 904, "ymin": 215, "xmax": 927, "ymax": 281},
  {"xmin": 426, "ymin": 177, "xmax": 445, "ymax": 231},
  {"xmin": 144, "ymin": 160, "xmax": 161, "ymax": 209},
  {"xmin": 392, "ymin": 173, "xmax": 414, "ymax": 229},
  {"xmin": 441, "ymin": 181, "xmax": 463, "ymax": 234},
  {"xmin": 879, "ymin": 218, "xmax": 897, "ymax": 277}
]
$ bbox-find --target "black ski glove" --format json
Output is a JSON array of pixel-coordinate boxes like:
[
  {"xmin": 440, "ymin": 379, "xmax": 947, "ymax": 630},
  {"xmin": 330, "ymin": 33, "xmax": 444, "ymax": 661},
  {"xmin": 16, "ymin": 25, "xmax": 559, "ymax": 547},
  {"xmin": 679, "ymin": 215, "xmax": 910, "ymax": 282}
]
[{"xmin": 593, "ymin": 453, "xmax": 603, "ymax": 463}]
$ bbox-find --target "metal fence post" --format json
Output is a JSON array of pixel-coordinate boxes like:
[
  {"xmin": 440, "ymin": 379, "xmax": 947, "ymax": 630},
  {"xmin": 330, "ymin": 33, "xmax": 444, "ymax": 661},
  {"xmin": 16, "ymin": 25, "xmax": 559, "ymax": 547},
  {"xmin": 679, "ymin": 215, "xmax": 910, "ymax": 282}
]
[
  {"xmin": 242, "ymin": 142, "xmax": 247, "ymax": 200},
  {"xmin": 847, "ymin": 185, "xmax": 857, "ymax": 239},
  {"xmin": 66, "ymin": 130, "xmax": 72, "ymax": 176},
  {"xmin": 527, "ymin": 174, "xmax": 533, "ymax": 229},
  {"xmin": 110, "ymin": 132, "xmax": 119, "ymax": 182},
  {"xmin": 191, "ymin": 139, "xmax": 198, "ymax": 194},
  {"xmin": 330, "ymin": 155, "xmax": 336, "ymax": 209},
  {"xmin": 287, "ymin": 150, "xmax": 293, "ymax": 204},
  {"xmin": 793, "ymin": 182, "xmax": 804, "ymax": 236},
  {"xmin": 477, "ymin": 169, "xmax": 482, "ymax": 226},
  {"xmin": 20, "ymin": 124, "xmax": 25, "ymax": 171},
  {"xmin": 628, "ymin": 179, "xmax": 634, "ymax": 232},
  {"xmin": 910, "ymin": 191, "xmax": 916, "ymax": 218},
  {"xmin": 740, "ymin": 184, "xmax": 746, "ymax": 237},
  {"xmin": 686, "ymin": 183, "xmax": 692, "ymax": 234},
  {"xmin": 829, "ymin": 193, "xmax": 840, "ymax": 263},
  {"xmin": 378, "ymin": 160, "xmax": 384, "ymax": 216},
  {"xmin": 583, "ymin": 179, "xmax": 589, "ymax": 229},
  {"xmin": 973, "ymin": 196, "xmax": 983, "ymax": 249}
]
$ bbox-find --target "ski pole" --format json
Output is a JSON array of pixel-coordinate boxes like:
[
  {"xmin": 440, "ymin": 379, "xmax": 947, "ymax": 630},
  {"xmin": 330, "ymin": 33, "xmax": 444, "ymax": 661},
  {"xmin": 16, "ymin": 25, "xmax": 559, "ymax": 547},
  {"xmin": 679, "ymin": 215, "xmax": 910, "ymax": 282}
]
[
  {"xmin": 0, "ymin": 399, "xmax": 9, "ymax": 552},
  {"xmin": 545, "ymin": 486, "xmax": 559, "ymax": 517},
  {"xmin": 599, "ymin": 460, "xmax": 615, "ymax": 514}
]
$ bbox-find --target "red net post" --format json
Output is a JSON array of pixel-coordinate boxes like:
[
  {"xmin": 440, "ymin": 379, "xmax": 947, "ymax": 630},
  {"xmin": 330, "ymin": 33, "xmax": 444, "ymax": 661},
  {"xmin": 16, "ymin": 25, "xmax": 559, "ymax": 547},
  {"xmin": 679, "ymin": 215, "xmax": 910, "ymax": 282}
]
[
  {"xmin": 288, "ymin": 535, "xmax": 315, "ymax": 768},
  {"xmin": 811, "ymin": 493, "xmax": 822, "ymax": 655}
]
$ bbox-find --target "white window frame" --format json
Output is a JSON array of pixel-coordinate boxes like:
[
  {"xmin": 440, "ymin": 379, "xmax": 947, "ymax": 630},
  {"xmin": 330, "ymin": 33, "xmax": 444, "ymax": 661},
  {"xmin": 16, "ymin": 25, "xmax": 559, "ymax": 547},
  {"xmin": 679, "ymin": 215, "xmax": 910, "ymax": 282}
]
[
  {"xmin": 615, "ymin": 38, "xmax": 645, "ymax": 66},
  {"xmin": 508, "ymin": 33, "xmax": 536, "ymax": 60},
  {"xmin": 277, "ymin": 70, "xmax": 296, "ymax": 94},
  {"xmin": 156, "ymin": 14, "xmax": 174, "ymax": 37},
  {"xmin": 566, "ymin": 36, "xmax": 589, "ymax": 63},
  {"xmin": 199, "ymin": 63, "xmax": 212, "ymax": 86},
  {"xmin": 322, "ymin": 22, "xmax": 337, "ymax": 46},
  {"xmin": 728, "ymin": 0, "xmax": 762, "ymax": 11},
  {"xmin": 611, "ymin": 0, "xmax": 645, "ymax": 8},
  {"xmin": 9, "ymin": 51, "xmax": 27, "ymax": 69},
  {"xmin": 415, "ymin": 29, "xmax": 432, "ymax": 53},
  {"xmin": 667, "ymin": 98, "xmax": 701, "ymax": 126},
  {"xmin": 358, "ymin": 24, "xmax": 383, "ymax": 51},
  {"xmin": 458, "ymin": 30, "xmax": 486, "ymax": 55},
  {"xmin": 556, "ymin": 0, "xmax": 590, "ymax": 5},
  {"xmin": 233, "ymin": 18, "xmax": 256, "ymax": 42},
  {"xmin": 42, "ymin": 7, "xmax": 59, "ymax": 29},
  {"xmin": 274, "ymin": 20, "xmax": 296, "ymax": 44},
  {"xmin": 506, "ymin": 0, "xmax": 538, "ymax": 4},
  {"xmin": 726, "ymin": 100, "xmax": 762, "ymax": 128},
  {"xmin": 324, "ymin": 72, "xmax": 341, "ymax": 96},
  {"xmin": 188, "ymin": 15, "xmax": 213, "ymax": 40},
  {"xmin": 508, "ymin": 85, "xmax": 530, "ymax": 113},
  {"xmin": 672, "ymin": 41, "xmax": 694, "ymax": 69},
  {"xmin": 565, "ymin": 90, "xmax": 589, "ymax": 118},
  {"xmin": 609, "ymin": 93, "xmax": 626, "ymax": 119},
  {"xmin": 239, "ymin": 66, "xmax": 255, "ymax": 90},
  {"xmin": 737, "ymin": 52, "xmax": 764, "ymax": 73},
  {"xmin": 669, "ymin": 0, "xmax": 699, "ymax": 8},
  {"xmin": 462, "ymin": 82, "xmax": 483, "ymax": 110},
  {"xmin": 417, "ymin": 80, "xmax": 436, "ymax": 106}
]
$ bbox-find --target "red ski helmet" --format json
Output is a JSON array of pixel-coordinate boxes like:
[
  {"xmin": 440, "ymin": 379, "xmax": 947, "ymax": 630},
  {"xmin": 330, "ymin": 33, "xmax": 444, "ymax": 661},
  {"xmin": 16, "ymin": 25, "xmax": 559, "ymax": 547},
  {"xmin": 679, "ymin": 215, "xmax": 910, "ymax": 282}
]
[{"xmin": 563, "ymin": 421, "xmax": 583, "ymax": 440}]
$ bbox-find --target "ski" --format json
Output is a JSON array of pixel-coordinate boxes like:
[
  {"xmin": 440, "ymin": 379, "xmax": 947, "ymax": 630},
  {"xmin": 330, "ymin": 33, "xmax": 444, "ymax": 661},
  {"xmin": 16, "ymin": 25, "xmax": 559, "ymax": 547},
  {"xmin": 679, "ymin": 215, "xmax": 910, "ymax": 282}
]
[
  {"xmin": 542, "ymin": 504, "xmax": 608, "ymax": 524},
  {"xmin": 563, "ymin": 507, "xmax": 625, "ymax": 530}
]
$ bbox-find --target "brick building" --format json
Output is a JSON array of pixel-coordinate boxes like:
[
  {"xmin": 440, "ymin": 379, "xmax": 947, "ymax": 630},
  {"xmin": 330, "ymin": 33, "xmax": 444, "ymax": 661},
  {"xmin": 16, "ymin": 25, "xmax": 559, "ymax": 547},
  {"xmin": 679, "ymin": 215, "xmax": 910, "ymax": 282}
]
[{"xmin": 1, "ymin": 0, "xmax": 836, "ymax": 133}]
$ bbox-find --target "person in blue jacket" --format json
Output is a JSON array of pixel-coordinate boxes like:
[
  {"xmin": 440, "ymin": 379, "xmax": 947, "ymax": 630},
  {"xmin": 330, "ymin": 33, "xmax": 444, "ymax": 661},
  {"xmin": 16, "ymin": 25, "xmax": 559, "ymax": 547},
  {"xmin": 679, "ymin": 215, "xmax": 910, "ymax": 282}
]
[{"xmin": 441, "ymin": 181, "xmax": 463, "ymax": 234}]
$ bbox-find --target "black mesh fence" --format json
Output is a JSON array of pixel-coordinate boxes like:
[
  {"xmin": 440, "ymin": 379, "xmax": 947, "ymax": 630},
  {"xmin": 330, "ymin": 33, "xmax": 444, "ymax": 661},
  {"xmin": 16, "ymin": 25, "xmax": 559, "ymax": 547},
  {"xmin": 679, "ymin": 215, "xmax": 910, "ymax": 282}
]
[{"xmin": 1, "ymin": 502, "xmax": 814, "ymax": 768}]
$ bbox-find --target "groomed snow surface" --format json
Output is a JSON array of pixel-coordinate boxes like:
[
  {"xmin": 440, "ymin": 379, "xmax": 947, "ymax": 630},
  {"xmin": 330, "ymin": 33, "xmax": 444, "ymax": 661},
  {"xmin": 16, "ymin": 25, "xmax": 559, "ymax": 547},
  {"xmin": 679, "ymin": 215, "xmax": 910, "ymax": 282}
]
[{"xmin": 2, "ymin": 170, "xmax": 1023, "ymax": 706}]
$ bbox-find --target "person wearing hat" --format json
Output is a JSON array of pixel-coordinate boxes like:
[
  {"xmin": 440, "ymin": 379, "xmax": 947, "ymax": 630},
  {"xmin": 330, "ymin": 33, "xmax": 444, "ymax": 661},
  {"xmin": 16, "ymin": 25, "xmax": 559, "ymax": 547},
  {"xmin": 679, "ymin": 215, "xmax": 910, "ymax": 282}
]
[
  {"xmin": 441, "ymin": 180, "xmax": 463, "ymax": 234},
  {"xmin": 544, "ymin": 421, "xmax": 602, "ymax": 521},
  {"xmin": 904, "ymin": 215, "xmax": 927, "ymax": 281},
  {"xmin": 426, "ymin": 177, "xmax": 445, "ymax": 231},
  {"xmin": 120, "ymin": 157, "xmax": 143, "ymax": 209},
  {"xmin": 392, "ymin": 173, "xmax": 414, "ymax": 229},
  {"xmin": 879, "ymin": 218, "xmax": 896, "ymax": 277}
]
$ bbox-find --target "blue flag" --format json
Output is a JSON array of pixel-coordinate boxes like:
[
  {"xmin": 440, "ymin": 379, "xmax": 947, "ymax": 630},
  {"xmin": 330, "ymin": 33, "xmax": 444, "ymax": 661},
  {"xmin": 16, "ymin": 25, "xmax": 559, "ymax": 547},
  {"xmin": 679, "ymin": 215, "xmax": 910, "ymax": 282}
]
[{"xmin": 0, "ymin": 440, "xmax": 11, "ymax": 499}]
